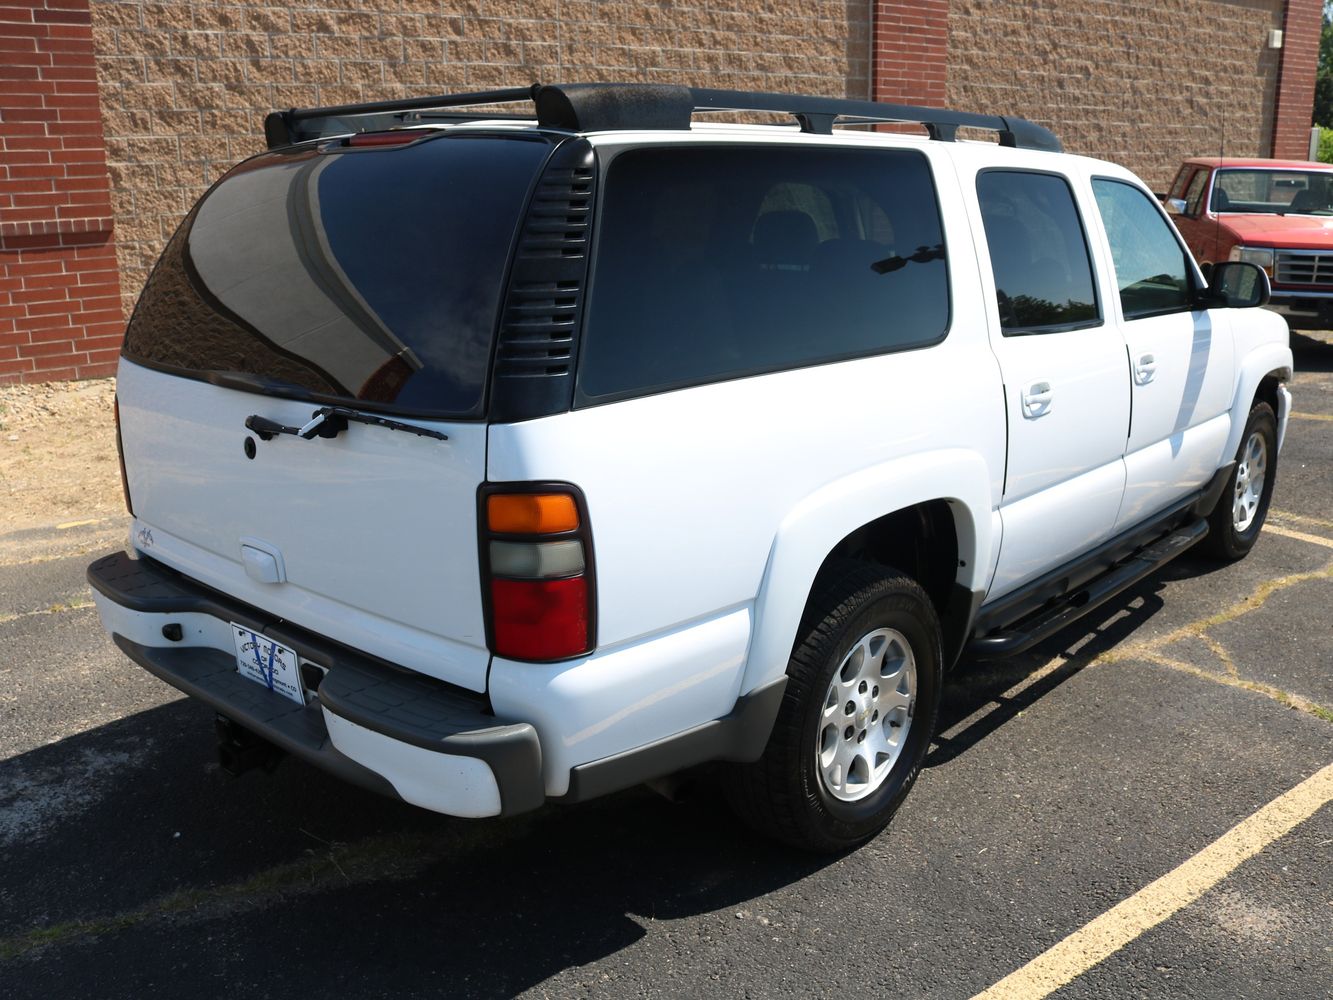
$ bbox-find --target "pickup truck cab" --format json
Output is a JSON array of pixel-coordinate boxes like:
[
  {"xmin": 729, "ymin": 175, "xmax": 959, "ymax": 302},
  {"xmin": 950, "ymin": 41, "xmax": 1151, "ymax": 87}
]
[
  {"xmin": 1164, "ymin": 156, "xmax": 1333, "ymax": 328},
  {"xmin": 88, "ymin": 85, "xmax": 1293, "ymax": 853}
]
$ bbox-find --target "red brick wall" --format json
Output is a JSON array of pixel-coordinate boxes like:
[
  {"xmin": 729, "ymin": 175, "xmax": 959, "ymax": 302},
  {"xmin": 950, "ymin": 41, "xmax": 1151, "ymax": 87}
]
[
  {"xmin": 872, "ymin": 0, "xmax": 949, "ymax": 107},
  {"xmin": 1271, "ymin": 0, "xmax": 1323, "ymax": 159},
  {"xmin": 0, "ymin": 0, "xmax": 122, "ymax": 384}
]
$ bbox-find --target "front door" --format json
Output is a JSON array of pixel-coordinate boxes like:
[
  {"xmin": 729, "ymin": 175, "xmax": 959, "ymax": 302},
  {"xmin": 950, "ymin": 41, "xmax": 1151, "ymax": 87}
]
[{"xmin": 1089, "ymin": 178, "xmax": 1236, "ymax": 532}]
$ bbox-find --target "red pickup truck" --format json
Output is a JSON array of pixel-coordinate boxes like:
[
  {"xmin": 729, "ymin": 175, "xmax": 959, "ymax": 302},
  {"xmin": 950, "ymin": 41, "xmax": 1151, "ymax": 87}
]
[{"xmin": 1163, "ymin": 157, "xmax": 1333, "ymax": 328}]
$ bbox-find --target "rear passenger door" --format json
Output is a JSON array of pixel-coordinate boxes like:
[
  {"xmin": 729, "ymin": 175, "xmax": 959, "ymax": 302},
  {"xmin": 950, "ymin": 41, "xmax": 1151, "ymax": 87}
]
[
  {"xmin": 972, "ymin": 169, "xmax": 1131, "ymax": 600},
  {"xmin": 1088, "ymin": 178, "xmax": 1235, "ymax": 532}
]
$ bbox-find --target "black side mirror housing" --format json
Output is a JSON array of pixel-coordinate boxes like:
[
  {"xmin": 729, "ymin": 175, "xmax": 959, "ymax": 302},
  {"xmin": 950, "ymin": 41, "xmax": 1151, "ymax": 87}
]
[{"xmin": 1204, "ymin": 260, "xmax": 1271, "ymax": 309}]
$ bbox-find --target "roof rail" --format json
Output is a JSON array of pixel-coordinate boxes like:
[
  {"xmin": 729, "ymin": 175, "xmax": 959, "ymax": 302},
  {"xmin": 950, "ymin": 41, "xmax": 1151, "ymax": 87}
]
[{"xmin": 263, "ymin": 83, "xmax": 1061, "ymax": 153}]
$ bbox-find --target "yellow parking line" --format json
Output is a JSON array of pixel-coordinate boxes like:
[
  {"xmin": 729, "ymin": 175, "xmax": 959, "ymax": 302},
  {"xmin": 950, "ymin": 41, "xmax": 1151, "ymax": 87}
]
[
  {"xmin": 1269, "ymin": 509, "xmax": 1333, "ymax": 531},
  {"xmin": 1264, "ymin": 523, "xmax": 1333, "ymax": 550},
  {"xmin": 1289, "ymin": 411, "xmax": 1333, "ymax": 422},
  {"xmin": 971, "ymin": 763, "xmax": 1333, "ymax": 1000},
  {"xmin": 55, "ymin": 518, "xmax": 105, "ymax": 530}
]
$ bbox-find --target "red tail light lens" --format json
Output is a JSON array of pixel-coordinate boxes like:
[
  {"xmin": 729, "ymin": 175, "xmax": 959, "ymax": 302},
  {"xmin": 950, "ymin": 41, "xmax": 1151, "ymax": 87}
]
[
  {"xmin": 113, "ymin": 395, "xmax": 133, "ymax": 516},
  {"xmin": 491, "ymin": 577, "xmax": 589, "ymax": 660},
  {"xmin": 480, "ymin": 484, "xmax": 594, "ymax": 662}
]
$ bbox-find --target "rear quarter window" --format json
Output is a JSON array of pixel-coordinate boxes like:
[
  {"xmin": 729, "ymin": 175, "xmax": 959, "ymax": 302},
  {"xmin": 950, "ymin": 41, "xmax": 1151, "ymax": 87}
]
[
  {"xmin": 576, "ymin": 145, "xmax": 949, "ymax": 403},
  {"xmin": 122, "ymin": 133, "xmax": 554, "ymax": 418}
]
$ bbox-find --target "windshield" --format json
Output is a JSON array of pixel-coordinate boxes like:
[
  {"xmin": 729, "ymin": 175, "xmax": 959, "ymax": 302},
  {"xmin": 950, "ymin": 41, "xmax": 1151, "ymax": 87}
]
[
  {"xmin": 1211, "ymin": 168, "xmax": 1333, "ymax": 216},
  {"xmin": 122, "ymin": 132, "xmax": 554, "ymax": 418}
]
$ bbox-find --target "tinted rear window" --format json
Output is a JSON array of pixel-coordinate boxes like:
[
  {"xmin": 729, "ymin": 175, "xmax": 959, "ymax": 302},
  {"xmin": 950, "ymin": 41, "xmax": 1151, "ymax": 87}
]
[
  {"xmin": 122, "ymin": 133, "xmax": 553, "ymax": 418},
  {"xmin": 976, "ymin": 170, "xmax": 1099, "ymax": 334},
  {"xmin": 577, "ymin": 145, "xmax": 949, "ymax": 403}
]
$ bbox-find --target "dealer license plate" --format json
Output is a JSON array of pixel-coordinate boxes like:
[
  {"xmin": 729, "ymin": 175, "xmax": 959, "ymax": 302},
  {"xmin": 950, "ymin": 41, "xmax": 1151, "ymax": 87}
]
[{"xmin": 230, "ymin": 624, "xmax": 304, "ymax": 705}]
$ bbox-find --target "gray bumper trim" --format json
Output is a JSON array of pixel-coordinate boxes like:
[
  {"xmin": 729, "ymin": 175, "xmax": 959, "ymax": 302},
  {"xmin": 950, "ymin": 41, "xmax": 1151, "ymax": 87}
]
[
  {"xmin": 91, "ymin": 551, "xmax": 545, "ymax": 816},
  {"xmin": 556, "ymin": 676, "xmax": 787, "ymax": 803},
  {"xmin": 112, "ymin": 634, "xmax": 400, "ymax": 801}
]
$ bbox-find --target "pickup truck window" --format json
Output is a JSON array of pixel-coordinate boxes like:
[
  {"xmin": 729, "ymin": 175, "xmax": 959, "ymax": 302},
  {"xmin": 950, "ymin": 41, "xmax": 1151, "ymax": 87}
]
[
  {"xmin": 976, "ymin": 170, "xmax": 1099, "ymax": 335},
  {"xmin": 1212, "ymin": 168, "xmax": 1333, "ymax": 215},
  {"xmin": 1184, "ymin": 169, "xmax": 1208, "ymax": 216},
  {"xmin": 1092, "ymin": 179, "xmax": 1193, "ymax": 320},
  {"xmin": 578, "ymin": 146, "xmax": 949, "ymax": 403}
]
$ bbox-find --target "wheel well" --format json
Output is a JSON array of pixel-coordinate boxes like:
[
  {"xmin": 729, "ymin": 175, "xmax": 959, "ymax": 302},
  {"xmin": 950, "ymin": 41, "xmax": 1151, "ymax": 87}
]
[
  {"xmin": 1255, "ymin": 372, "xmax": 1284, "ymax": 415},
  {"xmin": 806, "ymin": 500, "xmax": 971, "ymax": 666}
]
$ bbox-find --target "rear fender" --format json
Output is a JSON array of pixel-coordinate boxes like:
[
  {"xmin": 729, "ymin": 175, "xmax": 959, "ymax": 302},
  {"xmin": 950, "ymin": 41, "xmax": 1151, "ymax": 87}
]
[{"xmin": 739, "ymin": 449, "xmax": 993, "ymax": 695}]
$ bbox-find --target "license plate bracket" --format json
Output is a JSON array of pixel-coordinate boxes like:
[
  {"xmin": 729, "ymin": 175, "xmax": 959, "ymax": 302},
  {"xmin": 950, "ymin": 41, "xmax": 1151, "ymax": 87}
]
[{"xmin": 230, "ymin": 624, "xmax": 305, "ymax": 705}]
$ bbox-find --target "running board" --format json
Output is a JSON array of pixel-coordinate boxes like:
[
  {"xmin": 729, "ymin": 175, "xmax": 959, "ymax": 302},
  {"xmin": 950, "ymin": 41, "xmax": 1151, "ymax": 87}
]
[{"xmin": 967, "ymin": 519, "xmax": 1209, "ymax": 659}]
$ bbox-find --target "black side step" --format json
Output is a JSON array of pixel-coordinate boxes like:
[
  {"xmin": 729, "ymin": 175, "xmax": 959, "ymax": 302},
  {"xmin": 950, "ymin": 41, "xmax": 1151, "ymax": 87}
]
[{"xmin": 967, "ymin": 519, "xmax": 1209, "ymax": 659}]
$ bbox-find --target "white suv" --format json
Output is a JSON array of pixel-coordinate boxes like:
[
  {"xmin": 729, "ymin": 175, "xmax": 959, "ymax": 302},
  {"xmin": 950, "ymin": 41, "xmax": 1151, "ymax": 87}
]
[{"xmin": 88, "ymin": 84, "xmax": 1293, "ymax": 852}]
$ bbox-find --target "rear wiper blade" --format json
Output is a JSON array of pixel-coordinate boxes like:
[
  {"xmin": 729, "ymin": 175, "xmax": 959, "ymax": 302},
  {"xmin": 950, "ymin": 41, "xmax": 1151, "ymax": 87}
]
[{"xmin": 245, "ymin": 405, "xmax": 448, "ymax": 442}]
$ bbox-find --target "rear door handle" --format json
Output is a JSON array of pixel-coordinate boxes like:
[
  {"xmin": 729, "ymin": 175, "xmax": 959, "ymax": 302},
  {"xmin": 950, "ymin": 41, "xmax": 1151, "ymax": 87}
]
[
  {"xmin": 1021, "ymin": 380, "xmax": 1053, "ymax": 418},
  {"xmin": 1134, "ymin": 353, "xmax": 1157, "ymax": 385}
]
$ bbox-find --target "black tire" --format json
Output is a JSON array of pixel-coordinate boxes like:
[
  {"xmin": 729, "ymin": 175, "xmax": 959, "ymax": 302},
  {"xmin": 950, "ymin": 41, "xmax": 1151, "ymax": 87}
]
[
  {"xmin": 729, "ymin": 561, "xmax": 942, "ymax": 853},
  {"xmin": 1202, "ymin": 401, "xmax": 1278, "ymax": 561}
]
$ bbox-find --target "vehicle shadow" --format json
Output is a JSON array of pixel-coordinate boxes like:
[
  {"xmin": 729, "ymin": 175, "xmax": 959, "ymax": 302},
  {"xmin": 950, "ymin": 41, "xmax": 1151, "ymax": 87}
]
[
  {"xmin": 1, "ymin": 696, "xmax": 839, "ymax": 999},
  {"xmin": 0, "ymin": 555, "xmax": 1256, "ymax": 998},
  {"xmin": 1289, "ymin": 329, "xmax": 1333, "ymax": 373},
  {"xmin": 931, "ymin": 576, "xmax": 1170, "ymax": 769}
]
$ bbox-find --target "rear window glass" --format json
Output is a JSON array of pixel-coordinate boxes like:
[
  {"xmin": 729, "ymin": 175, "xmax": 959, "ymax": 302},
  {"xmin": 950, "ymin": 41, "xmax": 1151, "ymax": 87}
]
[
  {"xmin": 122, "ymin": 133, "xmax": 553, "ymax": 418},
  {"xmin": 577, "ymin": 146, "xmax": 949, "ymax": 402}
]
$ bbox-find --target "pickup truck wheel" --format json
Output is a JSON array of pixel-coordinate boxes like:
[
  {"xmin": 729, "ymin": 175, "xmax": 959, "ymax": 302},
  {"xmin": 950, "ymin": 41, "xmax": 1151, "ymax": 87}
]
[
  {"xmin": 730, "ymin": 561, "xmax": 942, "ymax": 853},
  {"xmin": 1203, "ymin": 401, "xmax": 1277, "ymax": 561}
]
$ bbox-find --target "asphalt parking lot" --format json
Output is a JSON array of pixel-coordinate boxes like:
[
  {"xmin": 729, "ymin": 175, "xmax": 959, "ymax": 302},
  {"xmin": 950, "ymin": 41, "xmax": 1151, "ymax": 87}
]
[{"xmin": 2, "ymin": 334, "xmax": 1330, "ymax": 1000}]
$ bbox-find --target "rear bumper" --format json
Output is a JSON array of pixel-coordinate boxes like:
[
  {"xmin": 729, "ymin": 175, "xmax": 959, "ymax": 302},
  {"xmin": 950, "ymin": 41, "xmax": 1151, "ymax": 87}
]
[{"xmin": 87, "ymin": 550, "xmax": 544, "ymax": 818}]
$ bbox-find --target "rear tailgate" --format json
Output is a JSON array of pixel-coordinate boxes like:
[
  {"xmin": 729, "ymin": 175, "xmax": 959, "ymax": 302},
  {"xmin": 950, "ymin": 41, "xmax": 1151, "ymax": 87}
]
[
  {"xmin": 117, "ymin": 360, "xmax": 490, "ymax": 690},
  {"xmin": 113, "ymin": 130, "xmax": 559, "ymax": 692}
]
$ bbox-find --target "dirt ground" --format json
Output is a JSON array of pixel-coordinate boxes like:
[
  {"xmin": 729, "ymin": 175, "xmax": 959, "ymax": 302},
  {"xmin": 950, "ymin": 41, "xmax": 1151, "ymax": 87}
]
[{"xmin": 0, "ymin": 378, "xmax": 123, "ymax": 534}]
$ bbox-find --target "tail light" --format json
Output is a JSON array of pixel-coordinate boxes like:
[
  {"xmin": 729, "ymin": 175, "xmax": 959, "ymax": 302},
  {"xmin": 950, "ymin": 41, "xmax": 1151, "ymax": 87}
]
[
  {"xmin": 113, "ymin": 395, "xmax": 133, "ymax": 516},
  {"xmin": 480, "ymin": 484, "xmax": 594, "ymax": 661}
]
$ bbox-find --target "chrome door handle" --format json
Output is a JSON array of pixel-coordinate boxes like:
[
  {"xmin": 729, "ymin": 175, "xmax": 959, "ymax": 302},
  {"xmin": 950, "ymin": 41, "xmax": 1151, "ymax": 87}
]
[
  {"xmin": 1134, "ymin": 353, "xmax": 1157, "ymax": 385},
  {"xmin": 1021, "ymin": 380, "xmax": 1053, "ymax": 418}
]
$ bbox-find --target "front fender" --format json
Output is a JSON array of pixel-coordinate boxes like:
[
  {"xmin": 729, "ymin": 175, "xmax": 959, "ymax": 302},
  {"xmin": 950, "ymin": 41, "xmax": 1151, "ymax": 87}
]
[
  {"xmin": 1223, "ymin": 323, "xmax": 1293, "ymax": 462},
  {"xmin": 739, "ymin": 449, "xmax": 994, "ymax": 694}
]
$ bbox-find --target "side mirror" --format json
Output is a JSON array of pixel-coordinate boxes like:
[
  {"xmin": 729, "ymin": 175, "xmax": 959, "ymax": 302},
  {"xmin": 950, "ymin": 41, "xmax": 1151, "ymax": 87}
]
[
  {"xmin": 1207, "ymin": 261, "xmax": 1271, "ymax": 309},
  {"xmin": 1165, "ymin": 198, "xmax": 1187, "ymax": 216}
]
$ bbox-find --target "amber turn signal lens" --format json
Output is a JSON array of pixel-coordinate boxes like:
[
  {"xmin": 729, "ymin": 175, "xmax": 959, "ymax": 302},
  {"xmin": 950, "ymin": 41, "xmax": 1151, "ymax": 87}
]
[{"xmin": 487, "ymin": 493, "xmax": 579, "ymax": 534}]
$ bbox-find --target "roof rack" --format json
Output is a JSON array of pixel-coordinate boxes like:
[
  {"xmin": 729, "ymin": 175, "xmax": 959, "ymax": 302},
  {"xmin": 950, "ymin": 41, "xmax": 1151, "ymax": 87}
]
[{"xmin": 263, "ymin": 83, "xmax": 1061, "ymax": 153}]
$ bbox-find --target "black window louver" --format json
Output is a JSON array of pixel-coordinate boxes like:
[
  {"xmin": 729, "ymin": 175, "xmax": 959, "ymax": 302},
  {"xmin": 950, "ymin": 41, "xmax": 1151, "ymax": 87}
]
[{"xmin": 489, "ymin": 139, "xmax": 596, "ymax": 422}]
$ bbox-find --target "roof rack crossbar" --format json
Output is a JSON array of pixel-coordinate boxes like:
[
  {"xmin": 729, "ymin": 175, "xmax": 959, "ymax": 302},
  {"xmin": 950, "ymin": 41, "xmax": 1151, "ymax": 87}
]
[{"xmin": 263, "ymin": 83, "xmax": 1061, "ymax": 154}]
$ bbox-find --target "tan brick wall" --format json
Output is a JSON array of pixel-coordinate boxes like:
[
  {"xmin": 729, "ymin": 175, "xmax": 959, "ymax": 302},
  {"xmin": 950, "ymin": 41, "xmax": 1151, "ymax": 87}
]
[
  {"xmin": 947, "ymin": 0, "xmax": 1286, "ymax": 193},
  {"xmin": 89, "ymin": 0, "xmax": 872, "ymax": 319}
]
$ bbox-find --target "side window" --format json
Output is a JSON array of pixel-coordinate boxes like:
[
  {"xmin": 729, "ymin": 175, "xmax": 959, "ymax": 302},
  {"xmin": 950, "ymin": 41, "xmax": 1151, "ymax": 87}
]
[
  {"xmin": 1092, "ymin": 179, "xmax": 1194, "ymax": 320},
  {"xmin": 976, "ymin": 171, "xmax": 1100, "ymax": 334},
  {"xmin": 578, "ymin": 146, "xmax": 949, "ymax": 402},
  {"xmin": 1167, "ymin": 167, "xmax": 1192, "ymax": 201},
  {"xmin": 1183, "ymin": 170, "xmax": 1209, "ymax": 216}
]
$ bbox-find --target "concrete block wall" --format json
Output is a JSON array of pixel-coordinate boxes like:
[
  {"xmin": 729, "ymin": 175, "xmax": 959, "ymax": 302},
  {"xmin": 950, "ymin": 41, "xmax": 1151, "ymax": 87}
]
[
  {"xmin": 89, "ymin": 0, "xmax": 872, "ymax": 324},
  {"xmin": 946, "ymin": 0, "xmax": 1291, "ymax": 193},
  {"xmin": 0, "ymin": 0, "xmax": 123, "ymax": 383}
]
